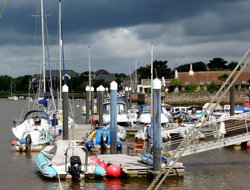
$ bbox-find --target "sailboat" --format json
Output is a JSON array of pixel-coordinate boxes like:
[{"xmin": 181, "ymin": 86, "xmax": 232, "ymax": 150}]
[
  {"xmin": 8, "ymin": 77, "xmax": 18, "ymax": 101},
  {"xmin": 11, "ymin": 0, "xmax": 55, "ymax": 151},
  {"xmin": 47, "ymin": 0, "xmax": 75, "ymax": 137}
]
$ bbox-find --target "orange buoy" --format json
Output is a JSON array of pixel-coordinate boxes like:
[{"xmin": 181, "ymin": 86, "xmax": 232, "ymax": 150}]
[
  {"xmin": 246, "ymin": 141, "xmax": 250, "ymax": 149},
  {"xmin": 11, "ymin": 139, "xmax": 17, "ymax": 146},
  {"xmin": 106, "ymin": 164, "xmax": 121, "ymax": 178}
]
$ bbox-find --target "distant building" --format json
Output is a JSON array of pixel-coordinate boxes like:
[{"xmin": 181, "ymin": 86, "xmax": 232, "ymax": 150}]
[
  {"xmin": 45, "ymin": 70, "xmax": 79, "ymax": 79},
  {"xmin": 94, "ymin": 69, "xmax": 115, "ymax": 83},
  {"xmin": 178, "ymin": 70, "xmax": 250, "ymax": 90},
  {"xmin": 31, "ymin": 70, "xmax": 79, "ymax": 90}
]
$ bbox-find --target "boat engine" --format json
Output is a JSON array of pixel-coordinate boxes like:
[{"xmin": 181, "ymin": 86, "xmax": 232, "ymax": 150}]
[
  {"xmin": 25, "ymin": 134, "xmax": 32, "ymax": 150},
  {"xmin": 100, "ymin": 132, "xmax": 108, "ymax": 148},
  {"xmin": 68, "ymin": 156, "xmax": 82, "ymax": 180}
]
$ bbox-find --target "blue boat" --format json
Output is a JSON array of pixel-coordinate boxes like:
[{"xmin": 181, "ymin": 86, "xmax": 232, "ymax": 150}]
[{"xmin": 85, "ymin": 128, "xmax": 123, "ymax": 150}]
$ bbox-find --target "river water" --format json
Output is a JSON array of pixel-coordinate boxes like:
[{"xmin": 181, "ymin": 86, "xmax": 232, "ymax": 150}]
[{"xmin": 0, "ymin": 99, "xmax": 249, "ymax": 190}]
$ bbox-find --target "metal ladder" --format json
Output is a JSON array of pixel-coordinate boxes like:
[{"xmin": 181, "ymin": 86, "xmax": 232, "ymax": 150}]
[{"xmin": 147, "ymin": 48, "xmax": 250, "ymax": 190}]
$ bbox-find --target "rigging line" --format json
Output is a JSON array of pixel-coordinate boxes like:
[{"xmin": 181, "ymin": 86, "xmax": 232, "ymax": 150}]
[
  {"xmin": 43, "ymin": 0, "xmax": 56, "ymax": 111},
  {"xmin": 0, "ymin": 0, "xmax": 9, "ymax": 18}
]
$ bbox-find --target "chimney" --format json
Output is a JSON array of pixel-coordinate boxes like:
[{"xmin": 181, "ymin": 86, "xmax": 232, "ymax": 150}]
[
  {"xmin": 189, "ymin": 64, "xmax": 194, "ymax": 75},
  {"xmin": 174, "ymin": 70, "xmax": 178, "ymax": 79}
]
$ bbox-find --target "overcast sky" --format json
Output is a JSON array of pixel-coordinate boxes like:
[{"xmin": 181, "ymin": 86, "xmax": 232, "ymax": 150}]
[{"xmin": 1, "ymin": 0, "xmax": 250, "ymax": 77}]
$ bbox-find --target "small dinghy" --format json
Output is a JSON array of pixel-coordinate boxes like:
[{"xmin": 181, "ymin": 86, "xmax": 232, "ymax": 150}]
[{"xmin": 35, "ymin": 140, "xmax": 106, "ymax": 180}]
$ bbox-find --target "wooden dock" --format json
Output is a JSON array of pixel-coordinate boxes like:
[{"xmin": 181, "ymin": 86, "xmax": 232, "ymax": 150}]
[
  {"xmin": 67, "ymin": 124, "xmax": 185, "ymax": 178},
  {"xmin": 97, "ymin": 154, "xmax": 184, "ymax": 177}
]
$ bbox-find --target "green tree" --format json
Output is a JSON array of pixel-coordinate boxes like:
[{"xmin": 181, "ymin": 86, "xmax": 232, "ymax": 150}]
[
  {"xmin": 115, "ymin": 73, "xmax": 127, "ymax": 90},
  {"xmin": 185, "ymin": 84, "xmax": 197, "ymax": 92},
  {"xmin": 0, "ymin": 75, "xmax": 11, "ymax": 91},
  {"xmin": 15, "ymin": 75, "xmax": 32, "ymax": 92},
  {"xmin": 227, "ymin": 61, "xmax": 238, "ymax": 71},
  {"xmin": 207, "ymin": 58, "xmax": 228, "ymax": 71},
  {"xmin": 206, "ymin": 82, "xmax": 220, "ymax": 93},
  {"xmin": 218, "ymin": 73, "xmax": 228, "ymax": 82},
  {"xmin": 176, "ymin": 61, "xmax": 207, "ymax": 72},
  {"xmin": 168, "ymin": 79, "xmax": 183, "ymax": 92},
  {"xmin": 137, "ymin": 60, "xmax": 173, "ymax": 80}
]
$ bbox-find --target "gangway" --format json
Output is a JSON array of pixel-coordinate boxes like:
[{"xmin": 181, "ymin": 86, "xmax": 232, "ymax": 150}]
[
  {"xmin": 167, "ymin": 112, "xmax": 250, "ymax": 158},
  {"xmin": 147, "ymin": 48, "xmax": 250, "ymax": 190}
]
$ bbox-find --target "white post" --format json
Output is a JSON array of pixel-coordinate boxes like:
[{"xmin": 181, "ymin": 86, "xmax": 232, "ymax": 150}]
[{"xmin": 110, "ymin": 81, "xmax": 118, "ymax": 154}]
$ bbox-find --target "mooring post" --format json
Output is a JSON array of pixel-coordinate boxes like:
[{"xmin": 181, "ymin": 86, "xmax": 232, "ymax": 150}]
[
  {"xmin": 62, "ymin": 84, "xmax": 69, "ymax": 140},
  {"xmin": 99, "ymin": 85, "xmax": 105, "ymax": 126},
  {"xmin": 152, "ymin": 78, "xmax": 162, "ymax": 171},
  {"xmin": 90, "ymin": 87, "xmax": 94, "ymax": 117},
  {"xmin": 110, "ymin": 81, "xmax": 118, "ymax": 154},
  {"xmin": 230, "ymin": 83, "xmax": 235, "ymax": 116},
  {"xmin": 85, "ymin": 86, "xmax": 90, "ymax": 124},
  {"xmin": 125, "ymin": 87, "xmax": 129, "ymax": 111}
]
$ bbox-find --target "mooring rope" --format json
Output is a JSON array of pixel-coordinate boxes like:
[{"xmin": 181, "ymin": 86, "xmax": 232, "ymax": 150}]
[{"xmin": 57, "ymin": 173, "xmax": 63, "ymax": 190}]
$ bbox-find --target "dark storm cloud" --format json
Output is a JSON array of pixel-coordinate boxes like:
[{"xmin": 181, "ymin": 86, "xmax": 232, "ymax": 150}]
[
  {"xmin": 3, "ymin": 0, "xmax": 248, "ymax": 44},
  {"xmin": 1, "ymin": 0, "xmax": 250, "ymax": 76}
]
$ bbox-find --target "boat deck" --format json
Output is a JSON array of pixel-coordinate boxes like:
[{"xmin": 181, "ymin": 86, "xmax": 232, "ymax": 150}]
[{"xmin": 97, "ymin": 154, "xmax": 184, "ymax": 177}]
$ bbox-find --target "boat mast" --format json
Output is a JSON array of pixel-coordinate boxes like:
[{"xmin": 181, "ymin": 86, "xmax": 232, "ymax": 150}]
[
  {"xmin": 88, "ymin": 46, "xmax": 91, "ymax": 88},
  {"xmin": 150, "ymin": 44, "xmax": 154, "ymax": 104},
  {"xmin": 150, "ymin": 44, "xmax": 154, "ymax": 125},
  {"xmin": 41, "ymin": 0, "xmax": 46, "ymax": 95},
  {"xmin": 58, "ymin": 0, "xmax": 62, "ymax": 108},
  {"xmin": 135, "ymin": 59, "xmax": 137, "ymax": 93}
]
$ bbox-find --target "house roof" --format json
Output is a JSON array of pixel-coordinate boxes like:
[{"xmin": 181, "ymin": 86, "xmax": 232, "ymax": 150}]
[
  {"xmin": 94, "ymin": 69, "xmax": 115, "ymax": 82},
  {"xmin": 178, "ymin": 71, "xmax": 250, "ymax": 85}
]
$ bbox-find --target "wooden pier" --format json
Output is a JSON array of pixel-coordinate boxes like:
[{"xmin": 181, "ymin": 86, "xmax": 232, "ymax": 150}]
[
  {"xmin": 67, "ymin": 124, "xmax": 185, "ymax": 178},
  {"xmin": 97, "ymin": 154, "xmax": 184, "ymax": 177}
]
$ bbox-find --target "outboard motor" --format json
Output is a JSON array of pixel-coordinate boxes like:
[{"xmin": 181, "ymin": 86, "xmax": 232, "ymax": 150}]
[
  {"xmin": 68, "ymin": 156, "xmax": 82, "ymax": 180},
  {"xmin": 25, "ymin": 134, "xmax": 32, "ymax": 150},
  {"xmin": 85, "ymin": 140, "xmax": 94, "ymax": 150},
  {"xmin": 117, "ymin": 141, "xmax": 123, "ymax": 151},
  {"xmin": 100, "ymin": 132, "xmax": 108, "ymax": 149}
]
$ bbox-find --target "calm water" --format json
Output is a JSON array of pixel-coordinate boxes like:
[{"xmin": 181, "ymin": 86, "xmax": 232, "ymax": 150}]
[{"xmin": 0, "ymin": 99, "xmax": 250, "ymax": 190}]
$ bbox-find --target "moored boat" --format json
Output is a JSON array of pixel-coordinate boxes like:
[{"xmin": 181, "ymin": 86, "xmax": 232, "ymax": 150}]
[
  {"xmin": 36, "ymin": 140, "xmax": 106, "ymax": 180},
  {"xmin": 85, "ymin": 128, "xmax": 123, "ymax": 150},
  {"xmin": 11, "ymin": 130, "xmax": 53, "ymax": 152}
]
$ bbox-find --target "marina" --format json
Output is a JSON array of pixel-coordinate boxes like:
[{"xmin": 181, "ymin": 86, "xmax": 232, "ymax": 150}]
[
  {"xmin": 1, "ymin": 1, "xmax": 250, "ymax": 189},
  {"xmin": 0, "ymin": 99, "xmax": 249, "ymax": 189}
]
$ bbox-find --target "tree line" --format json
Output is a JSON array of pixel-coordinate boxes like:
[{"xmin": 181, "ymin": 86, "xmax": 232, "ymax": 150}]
[{"xmin": 0, "ymin": 57, "xmax": 237, "ymax": 96}]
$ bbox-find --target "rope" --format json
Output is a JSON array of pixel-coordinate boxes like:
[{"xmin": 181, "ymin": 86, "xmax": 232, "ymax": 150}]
[
  {"xmin": 57, "ymin": 173, "xmax": 63, "ymax": 190},
  {"xmin": 0, "ymin": 0, "xmax": 9, "ymax": 18}
]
